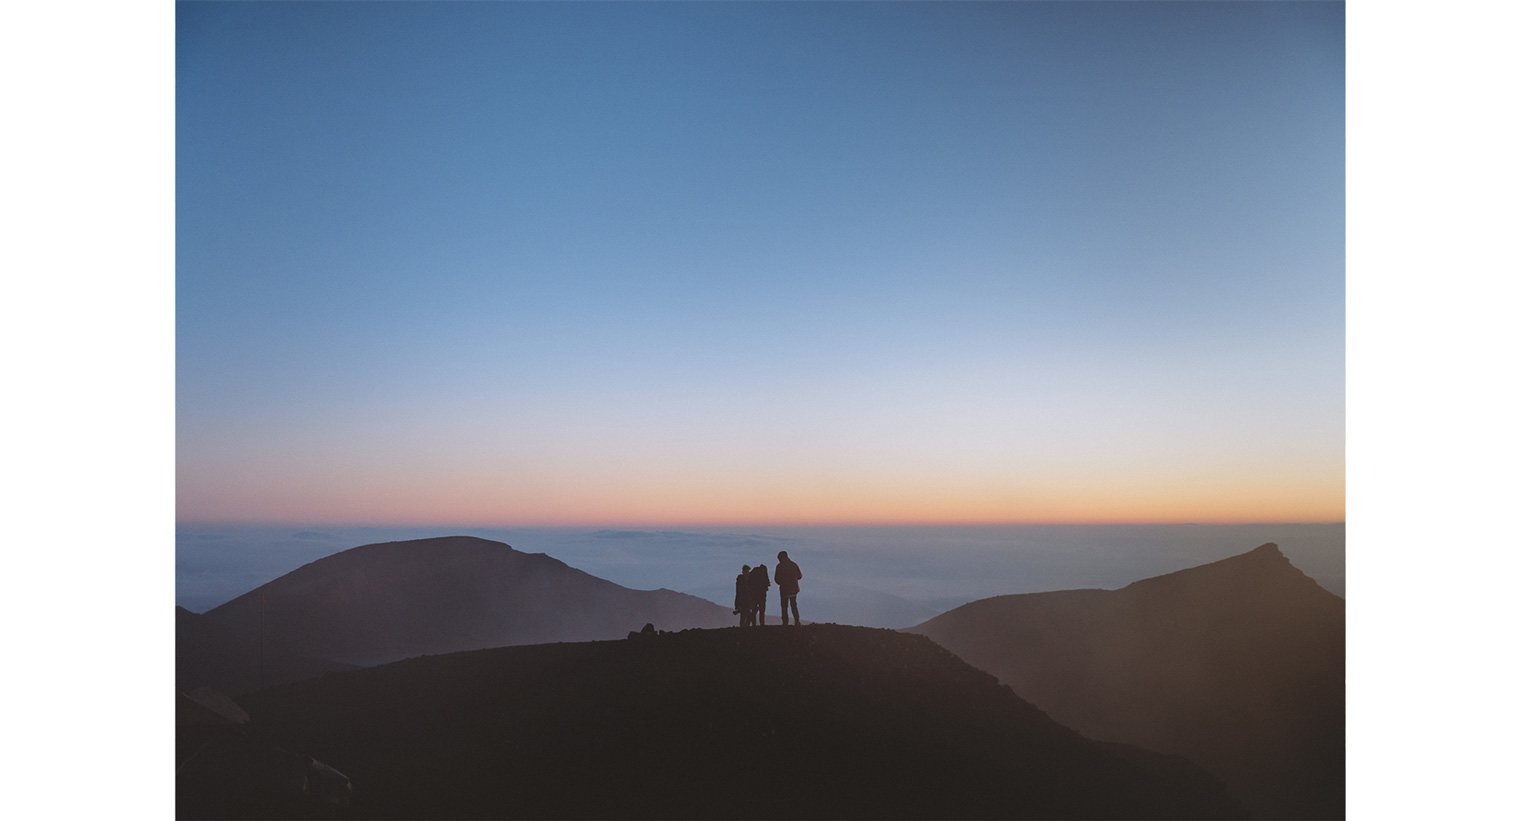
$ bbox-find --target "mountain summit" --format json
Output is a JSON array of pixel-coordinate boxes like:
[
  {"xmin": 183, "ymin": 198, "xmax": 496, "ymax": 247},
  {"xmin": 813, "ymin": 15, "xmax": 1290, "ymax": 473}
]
[
  {"xmin": 178, "ymin": 536, "xmax": 732, "ymax": 695},
  {"xmin": 908, "ymin": 543, "xmax": 1344, "ymax": 820},
  {"xmin": 221, "ymin": 624, "xmax": 1247, "ymax": 819}
]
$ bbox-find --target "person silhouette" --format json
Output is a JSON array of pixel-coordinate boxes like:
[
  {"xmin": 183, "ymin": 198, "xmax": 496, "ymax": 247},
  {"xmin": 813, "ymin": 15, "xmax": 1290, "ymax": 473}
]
[
  {"xmin": 734, "ymin": 565, "xmax": 753, "ymax": 627},
  {"xmin": 774, "ymin": 550, "xmax": 802, "ymax": 626},
  {"xmin": 749, "ymin": 563, "xmax": 771, "ymax": 626}
]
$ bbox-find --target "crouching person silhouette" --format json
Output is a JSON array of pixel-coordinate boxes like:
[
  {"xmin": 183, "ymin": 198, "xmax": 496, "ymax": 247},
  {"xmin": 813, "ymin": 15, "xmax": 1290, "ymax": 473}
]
[
  {"xmin": 735, "ymin": 565, "xmax": 753, "ymax": 627},
  {"xmin": 749, "ymin": 563, "xmax": 771, "ymax": 626},
  {"xmin": 775, "ymin": 550, "xmax": 802, "ymax": 626}
]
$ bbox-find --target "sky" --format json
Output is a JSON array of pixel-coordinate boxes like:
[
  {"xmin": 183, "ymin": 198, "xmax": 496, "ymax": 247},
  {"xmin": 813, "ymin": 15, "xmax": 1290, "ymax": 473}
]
[
  {"xmin": 177, "ymin": 2, "xmax": 1345, "ymax": 527},
  {"xmin": 16, "ymin": 3, "xmax": 1520, "ymax": 819}
]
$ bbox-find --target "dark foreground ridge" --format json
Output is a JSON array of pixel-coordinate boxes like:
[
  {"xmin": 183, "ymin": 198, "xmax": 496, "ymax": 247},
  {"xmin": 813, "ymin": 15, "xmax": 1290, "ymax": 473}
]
[
  {"xmin": 197, "ymin": 624, "xmax": 1247, "ymax": 820},
  {"xmin": 908, "ymin": 543, "xmax": 1345, "ymax": 820},
  {"xmin": 178, "ymin": 536, "xmax": 733, "ymax": 695}
]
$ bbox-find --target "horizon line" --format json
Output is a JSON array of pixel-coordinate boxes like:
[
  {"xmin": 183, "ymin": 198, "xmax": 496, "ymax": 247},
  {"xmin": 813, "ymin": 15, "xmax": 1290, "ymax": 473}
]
[{"xmin": 176, "ymin": 518, "xmax": 1347, "ymax": 530}]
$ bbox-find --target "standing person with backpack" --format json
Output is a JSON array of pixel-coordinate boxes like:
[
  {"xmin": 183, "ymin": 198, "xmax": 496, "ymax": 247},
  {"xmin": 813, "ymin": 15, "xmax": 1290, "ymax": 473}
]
[
  {"xmin": 734, "ymin": 565, "xmax": 753, "ymax": 627},
  {"xmin": 774, "ymin": 551, "xmax": 802, "ymax": 626},
  {"xmin": 749, "ymin": 563, "xmax": 771, "ymax": 626}
]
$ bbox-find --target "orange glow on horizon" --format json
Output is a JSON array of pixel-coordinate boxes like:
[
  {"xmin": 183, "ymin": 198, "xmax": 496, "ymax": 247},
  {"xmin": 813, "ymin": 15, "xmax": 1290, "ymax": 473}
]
[{"xmin": 176, "ymin": 466, "xmax": 1344, "ymax": 529}]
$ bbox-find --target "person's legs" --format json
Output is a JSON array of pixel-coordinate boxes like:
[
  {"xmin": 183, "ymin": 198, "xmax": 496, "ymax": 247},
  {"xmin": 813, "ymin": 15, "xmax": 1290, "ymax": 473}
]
[
  {"xmin": 757, "ymin": 596, "xmax": 766, "ymax": 626},
  {"xmin": 787, "ymin": 594, "xmax": 799, "ymax": 625}
]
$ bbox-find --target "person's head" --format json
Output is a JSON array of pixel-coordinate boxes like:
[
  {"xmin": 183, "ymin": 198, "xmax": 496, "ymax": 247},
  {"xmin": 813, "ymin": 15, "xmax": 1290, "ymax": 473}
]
[
  {"xmin": 777, "ymin": 550, "xmax": 788, "ymax": 561},
  {"xmin": 742, "ymin": 565, "xmax": 751, "ymax": 573}
]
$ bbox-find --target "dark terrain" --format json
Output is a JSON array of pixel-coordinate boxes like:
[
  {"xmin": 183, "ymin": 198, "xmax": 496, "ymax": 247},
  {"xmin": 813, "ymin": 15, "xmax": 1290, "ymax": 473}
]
[
  {"xmin": 178, "ymin": 536, "xmax": 733, "ymax": 695},
  {"xmin": 190, "ymin": 624, "xmax": 1247, "ymax": 820},
  {"xmin": 908, "ymin": 543, "xmax": 1344, "ymax": 820}
]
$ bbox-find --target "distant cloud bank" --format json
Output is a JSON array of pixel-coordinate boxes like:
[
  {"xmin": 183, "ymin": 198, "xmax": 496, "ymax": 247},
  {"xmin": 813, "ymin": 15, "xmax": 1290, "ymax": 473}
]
[{"xmin": 592, "ymin": 529, "xmax": 798, "ymax": 547}]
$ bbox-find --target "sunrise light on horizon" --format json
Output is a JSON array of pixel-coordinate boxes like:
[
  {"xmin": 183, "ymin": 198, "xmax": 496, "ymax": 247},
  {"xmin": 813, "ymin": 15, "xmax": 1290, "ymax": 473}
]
[{"xmin": 177, "ymin": 3, "xmax": 1344, "ymax": 528}]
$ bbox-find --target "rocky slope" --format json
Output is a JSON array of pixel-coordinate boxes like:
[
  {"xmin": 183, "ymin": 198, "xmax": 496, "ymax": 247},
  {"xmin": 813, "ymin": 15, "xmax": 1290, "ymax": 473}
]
[
  {"xmin": 178, "ymin": 536, "xmax": 734, "ymax": 695},
  {"xmin": 211, "ymin": 624, "xmax": 1248, "ymax": 820},
  {"xmin": 908, "ymin": 543, "xmax": 1344, "ymax": 819}
]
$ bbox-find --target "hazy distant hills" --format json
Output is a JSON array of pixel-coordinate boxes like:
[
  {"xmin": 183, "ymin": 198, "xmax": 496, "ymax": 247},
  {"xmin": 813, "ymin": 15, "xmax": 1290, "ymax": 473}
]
[
  {"xmin": 682, "ymin": 578, "xmax": 947, "ymax": 628},
  {"xmin": 907, "ymin": 543, "xmax": 1344, "ymax": 820},
  {"xmin": 212, "ymin": 624, "xmax": 1247, "ymax": 820},
  {"xmin": 177, "ymin": 536, "xmax": 733, "ymax": 695}
]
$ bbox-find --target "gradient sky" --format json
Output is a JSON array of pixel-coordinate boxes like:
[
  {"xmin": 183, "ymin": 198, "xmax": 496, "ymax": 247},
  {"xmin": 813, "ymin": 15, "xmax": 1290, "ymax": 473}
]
[{"xmin": 176, "ymin": 1, "xmax": 1344, "ymax": 526}]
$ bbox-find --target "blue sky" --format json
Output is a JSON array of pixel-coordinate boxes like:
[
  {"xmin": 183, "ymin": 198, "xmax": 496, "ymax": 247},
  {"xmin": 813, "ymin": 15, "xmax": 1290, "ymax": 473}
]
[
  {"xmin": 18, "ymin": 3, "xmax": 1520, "ymax": 817},
  {"xmin": 177, "ymin": 2, "xmax": 1344, "ymax": 525}
]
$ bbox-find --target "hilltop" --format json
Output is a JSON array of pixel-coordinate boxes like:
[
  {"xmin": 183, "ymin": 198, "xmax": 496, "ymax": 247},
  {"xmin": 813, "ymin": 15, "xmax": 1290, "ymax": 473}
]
[
  {"xmin": 178, "ymin": 536, "xmax": 733, "ymax": 695},
  {"xmin": 908, "ymin": 543, "xmax": 1345, "ymax": 819},
  {"xmin": 202, "ymin": 624, "xmax": 1248, "ymax": 819}
]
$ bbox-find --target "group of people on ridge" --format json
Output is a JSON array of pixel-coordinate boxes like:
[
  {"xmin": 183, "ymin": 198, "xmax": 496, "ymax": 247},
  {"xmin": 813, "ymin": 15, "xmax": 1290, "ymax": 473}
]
[{"xmin": 734, "ymin": 551, "xmax": 802, "ymax": 627}]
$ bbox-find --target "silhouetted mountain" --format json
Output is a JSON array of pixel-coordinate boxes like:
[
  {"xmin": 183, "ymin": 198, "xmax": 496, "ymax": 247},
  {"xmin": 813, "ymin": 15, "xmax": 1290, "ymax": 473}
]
[
  {"xmin": 178, "ymin": 536, "xmax": 733, "ymax": 695},
  {"xmin": 907, "ymin": 543, "xmax": 1344, "ymax": 820},
  {"xmin": 216, "ymin": 624, "xmax": 1247, "ymax": 820}
]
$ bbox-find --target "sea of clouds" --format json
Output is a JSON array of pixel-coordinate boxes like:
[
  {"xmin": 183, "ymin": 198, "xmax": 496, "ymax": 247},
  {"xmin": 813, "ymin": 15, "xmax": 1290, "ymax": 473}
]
[{"xmin": 178, "ymin": 523, "xmax": 1343, "ymax": 628}]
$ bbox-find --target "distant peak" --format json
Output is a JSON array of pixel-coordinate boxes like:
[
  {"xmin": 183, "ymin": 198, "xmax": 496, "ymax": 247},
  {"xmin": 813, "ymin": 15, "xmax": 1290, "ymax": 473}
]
[
  {"xmin": 1232, "ymin": 543, "xmax": 1287, "ymax": 564},
  {"xmin": 439, "ymin": 535, "xmax": 514, "ymax": 550},
  {"xmin": 1208, "ymin": 542, "xmax": 1291, "ymax": 569},
  {"xmin": 1119, "ymin": 542, "xmax": 1312, "ymax": 594},
  {"xmin": 364, "ymin": 535, "xmax": 514, "ymax": 551}
]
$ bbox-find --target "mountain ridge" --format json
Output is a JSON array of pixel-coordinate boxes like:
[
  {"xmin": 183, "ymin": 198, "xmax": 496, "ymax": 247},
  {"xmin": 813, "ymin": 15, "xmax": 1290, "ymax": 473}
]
[
  {"xmin": 217, "ymin": 624, "xmax": 1249, "ymax": 820},
  {"xmin": 907, "ymin": 542, "xmax": 1344, "ymax": 820},
  {"xmin": 178, "ymin": 535, "xmax": 734, "ymax": 695}
]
